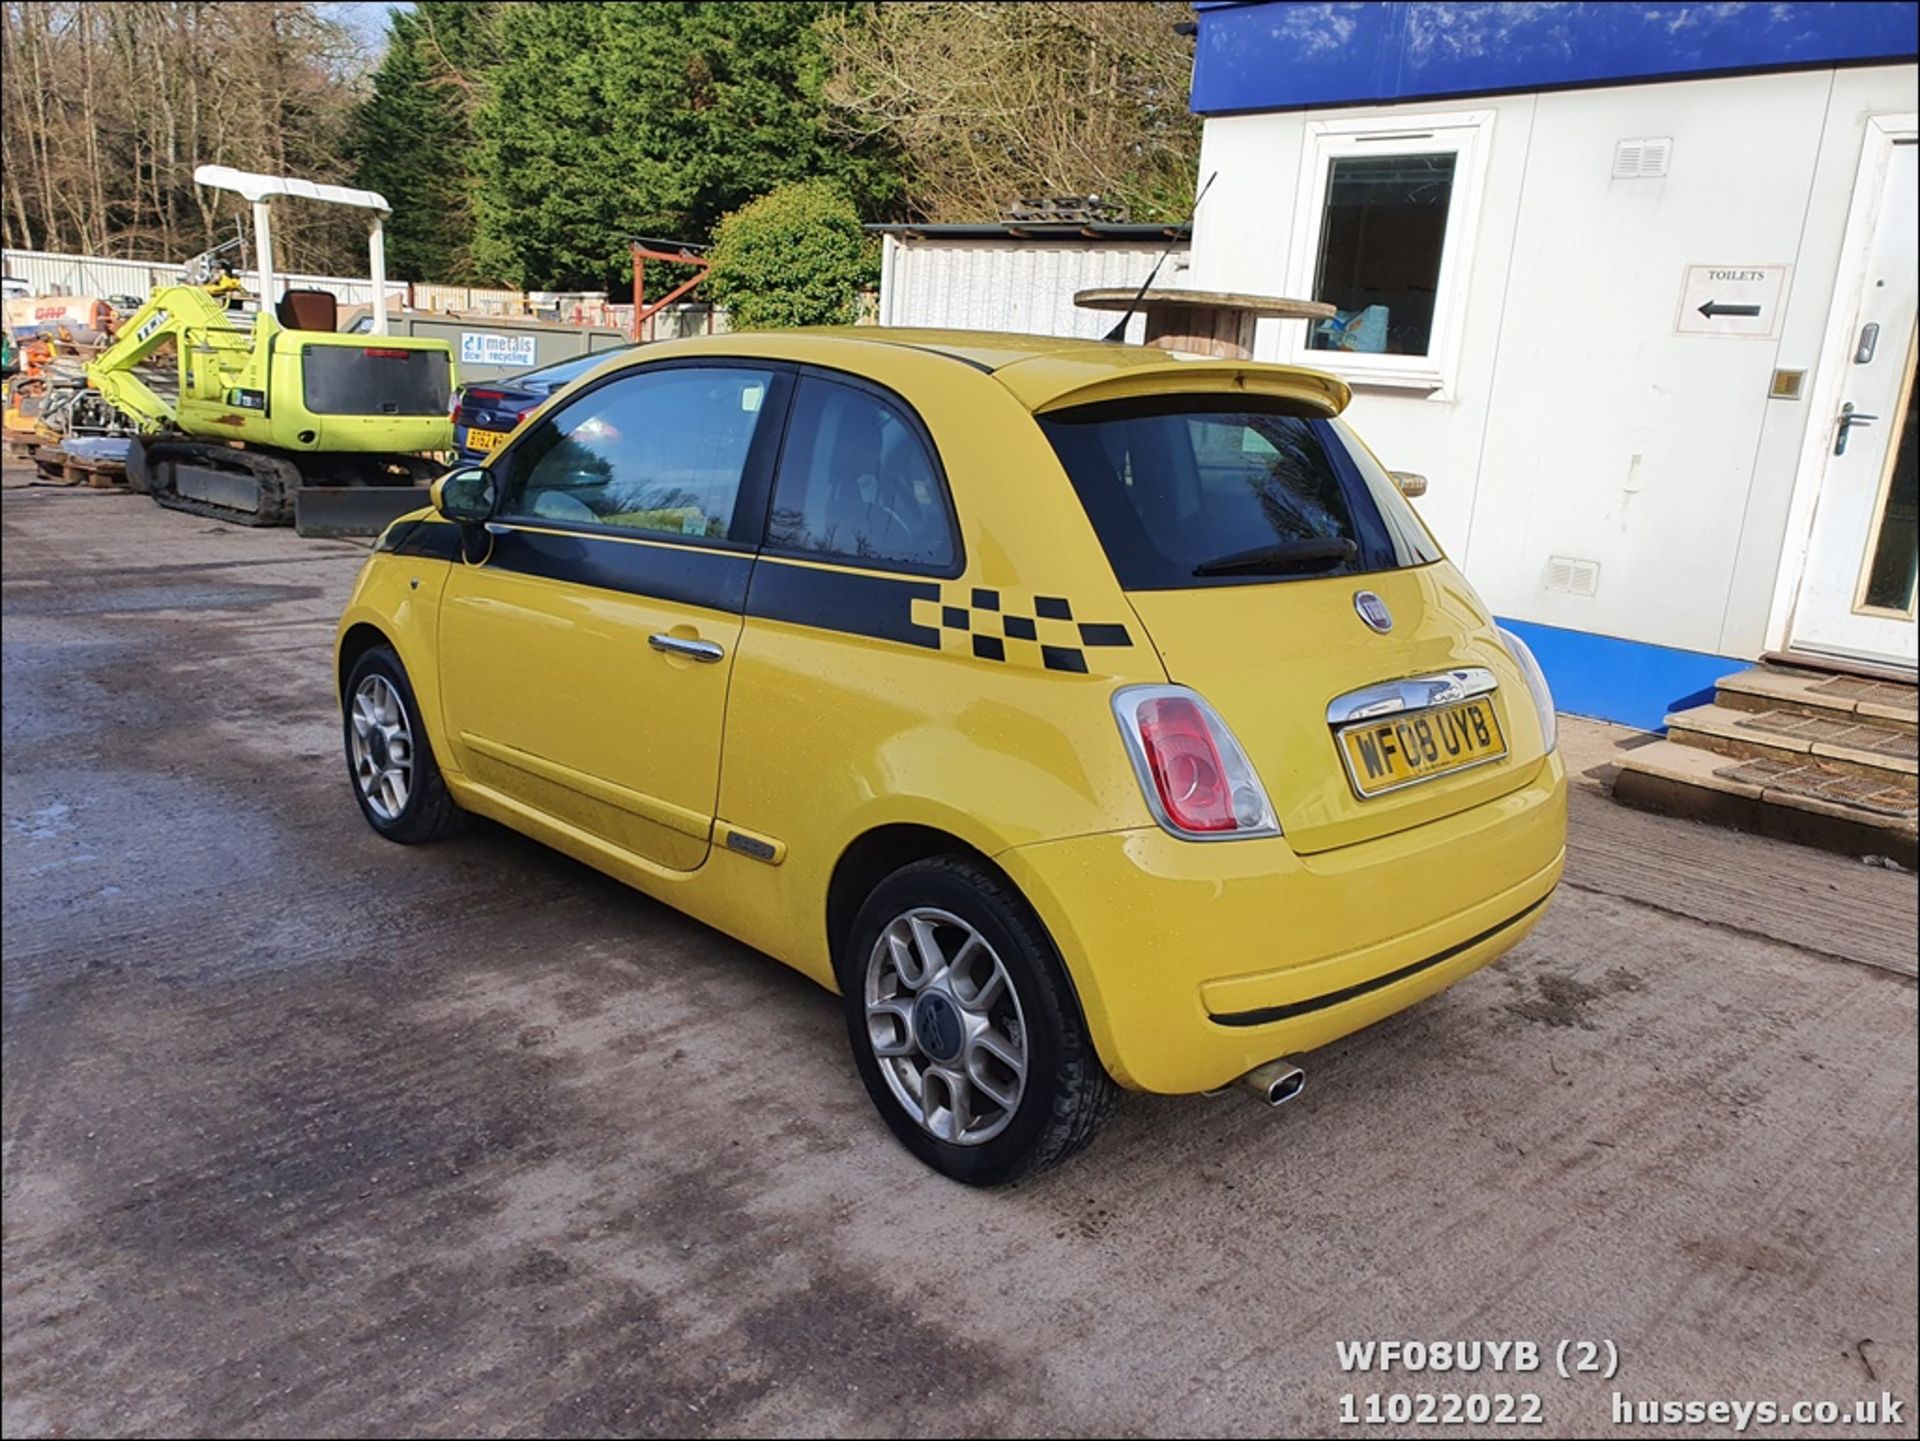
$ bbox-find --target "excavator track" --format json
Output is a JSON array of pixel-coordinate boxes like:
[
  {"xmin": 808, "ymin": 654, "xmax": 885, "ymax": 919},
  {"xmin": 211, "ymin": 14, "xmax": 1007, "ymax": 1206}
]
[{"xmin": 139, "ymin": 440, "xmax": 300, "ymax": 527}]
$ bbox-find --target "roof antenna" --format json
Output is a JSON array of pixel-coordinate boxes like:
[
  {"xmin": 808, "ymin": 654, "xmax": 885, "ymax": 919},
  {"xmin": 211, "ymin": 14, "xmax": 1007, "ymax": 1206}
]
[{"xmin": 1103, "ymin": 170, "xmax": 1217, "ymax": 343}]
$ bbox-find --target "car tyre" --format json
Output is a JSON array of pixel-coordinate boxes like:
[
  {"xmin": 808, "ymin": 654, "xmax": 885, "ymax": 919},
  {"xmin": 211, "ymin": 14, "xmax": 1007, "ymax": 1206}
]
[
  {"xmin": 840, "ymin": 856, "xmax": 1116, "ymax": 1185},
  {"xmin": 343, "ymin": 643, "xmax": 465, "ymax": 844}
]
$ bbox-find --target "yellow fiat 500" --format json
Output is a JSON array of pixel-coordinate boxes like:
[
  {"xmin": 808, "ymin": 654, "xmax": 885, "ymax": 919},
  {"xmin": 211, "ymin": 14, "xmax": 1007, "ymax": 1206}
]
[{"xmin": 336, "ymin": 329, "xmax": 1566, "ymax": 1184}]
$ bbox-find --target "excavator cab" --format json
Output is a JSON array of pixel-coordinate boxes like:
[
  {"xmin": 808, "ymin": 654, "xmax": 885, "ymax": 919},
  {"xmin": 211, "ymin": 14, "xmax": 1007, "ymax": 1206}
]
[{"xmin": 87, "ymin": 166, "xmax": 457, "ymax": 536}]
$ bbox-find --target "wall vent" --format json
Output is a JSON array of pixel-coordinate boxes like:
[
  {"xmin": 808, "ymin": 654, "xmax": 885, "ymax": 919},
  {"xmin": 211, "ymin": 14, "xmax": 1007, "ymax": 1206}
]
[
  {"xmin": 1546, "ymin": 556, "xmax": 1601, "ymax": 598},
  {"xmin": 1612, "ymin": 137, "xmax": 1672, "ymax": 179}
]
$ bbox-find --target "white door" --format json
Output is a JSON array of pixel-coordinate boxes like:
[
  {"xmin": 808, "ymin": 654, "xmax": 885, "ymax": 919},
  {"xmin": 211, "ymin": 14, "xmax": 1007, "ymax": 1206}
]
[{"xmin": 1790, "ymin": 124, "xmax": 1918, "ymax": 669}]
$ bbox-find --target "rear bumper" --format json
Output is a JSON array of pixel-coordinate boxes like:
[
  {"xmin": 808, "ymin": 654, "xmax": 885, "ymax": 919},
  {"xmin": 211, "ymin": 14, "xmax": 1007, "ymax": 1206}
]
[{"xmin": 999, "ymin": 752, "xmax": 1567, "ymax": 1094}]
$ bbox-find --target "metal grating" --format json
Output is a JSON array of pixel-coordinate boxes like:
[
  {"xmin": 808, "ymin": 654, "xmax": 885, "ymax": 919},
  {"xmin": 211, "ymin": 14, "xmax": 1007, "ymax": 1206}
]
[
  {"xmin": 1612, "ymin": 137, "xmax": 1672, "ymax": 179},
  {"xmin": 1716, "ymin": 756, "xmax": 1918, "ymax": 819},
  {"xmin": 1735, "ymin": 709, "xmax": 1920, "ymax": 761},
  {"xmin": 1546, "ymin": 555, "xmax": 1600, "ymax": 597},
  {"xmin": 1808, "ymin": 675, "xmax": 1919, "ymax": 716}
]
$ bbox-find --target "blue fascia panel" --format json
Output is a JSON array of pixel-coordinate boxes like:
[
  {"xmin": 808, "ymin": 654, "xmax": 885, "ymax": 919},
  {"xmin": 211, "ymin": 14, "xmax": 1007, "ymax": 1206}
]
[
  {"xmin": 1191, "ymin": 2, "xmax": 1920, "ymax": 116},
  {"xmin": 1494, "ymin": 616, "xmax": 1740, "ymax": 733}
]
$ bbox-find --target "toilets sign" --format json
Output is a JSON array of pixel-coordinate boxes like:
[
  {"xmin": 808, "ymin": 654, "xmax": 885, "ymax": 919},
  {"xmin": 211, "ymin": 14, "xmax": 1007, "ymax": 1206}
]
[{"xmin": 1676, "ymin": 264, "xmax": 1788, "ymax": 337}]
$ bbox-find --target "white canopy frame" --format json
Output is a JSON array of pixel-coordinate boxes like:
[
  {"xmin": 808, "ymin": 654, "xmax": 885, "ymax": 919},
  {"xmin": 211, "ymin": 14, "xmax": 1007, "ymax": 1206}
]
[{"xmin": 193, "ymin": 165, "xmax": 395, "ymax": 334}]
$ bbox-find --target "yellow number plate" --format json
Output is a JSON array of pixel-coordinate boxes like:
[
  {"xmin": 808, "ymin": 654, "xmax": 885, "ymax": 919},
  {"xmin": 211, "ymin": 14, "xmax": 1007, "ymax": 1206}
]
[
  {"xmin": 466, "ymin": 426, "xmax": 509, "ymax": 453},
  {"xmin": 1337, "ymin": 697, "xmax": 1507, "ymax": 798}
]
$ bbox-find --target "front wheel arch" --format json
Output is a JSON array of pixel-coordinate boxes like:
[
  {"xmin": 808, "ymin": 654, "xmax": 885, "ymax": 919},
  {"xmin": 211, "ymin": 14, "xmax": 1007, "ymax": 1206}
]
[{"xmin": 337, "ymin": 621, "xmax": 393, "ymax": 705}]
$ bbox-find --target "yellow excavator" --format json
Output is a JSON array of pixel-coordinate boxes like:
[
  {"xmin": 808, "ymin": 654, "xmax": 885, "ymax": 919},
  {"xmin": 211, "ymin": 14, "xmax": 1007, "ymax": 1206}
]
[{"xmin": 87, "ymin": 166, "xmax": 455, "ymax": 535}]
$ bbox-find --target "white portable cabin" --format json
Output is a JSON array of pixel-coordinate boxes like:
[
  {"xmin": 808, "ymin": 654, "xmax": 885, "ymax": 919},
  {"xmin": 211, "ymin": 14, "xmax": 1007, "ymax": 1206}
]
[{"xmin": 1184, "ymin": 0, "xmax": 1918, "ymax": 726}]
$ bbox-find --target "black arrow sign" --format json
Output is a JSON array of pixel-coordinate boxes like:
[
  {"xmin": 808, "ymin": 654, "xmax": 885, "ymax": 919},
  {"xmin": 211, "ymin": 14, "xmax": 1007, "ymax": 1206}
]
[{"xmin": 1698, "ymin": 299, "xmax": 1762, "ymax": 319}]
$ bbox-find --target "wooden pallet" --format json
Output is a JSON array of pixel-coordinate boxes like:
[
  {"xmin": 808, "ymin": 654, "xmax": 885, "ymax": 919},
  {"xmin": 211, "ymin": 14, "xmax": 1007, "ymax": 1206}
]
[{"xmin": 31, "ymin": 444, "xmax": 129, "ymax": 490}]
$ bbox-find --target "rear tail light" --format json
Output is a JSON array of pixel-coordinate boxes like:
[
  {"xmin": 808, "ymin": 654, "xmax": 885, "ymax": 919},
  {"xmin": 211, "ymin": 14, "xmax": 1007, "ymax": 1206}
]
[
  {"xmin": 361, "ymin": 347, "xmax": 409, "ymax": 359},
  {"xmin": 1113, "ymin": 685, "xmax": 1280, "ymax": 840},
  {"xmin": 1497, "ymin": 626, "xmax": 1558, "ymax": 752}
]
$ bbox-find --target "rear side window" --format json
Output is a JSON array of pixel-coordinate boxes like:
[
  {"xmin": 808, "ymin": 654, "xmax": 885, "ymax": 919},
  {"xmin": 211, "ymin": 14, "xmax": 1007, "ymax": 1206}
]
[
  {"xmin": 501, "ymin": 366, "xmax": 777, "ymax": 540},
  {"xmin": 1038, "ymin": 396, "xmax": 1441, "ymax": 589},
  {"xmin": 765, "ymin": 376, "xmax": 956, "ymax": 572}
]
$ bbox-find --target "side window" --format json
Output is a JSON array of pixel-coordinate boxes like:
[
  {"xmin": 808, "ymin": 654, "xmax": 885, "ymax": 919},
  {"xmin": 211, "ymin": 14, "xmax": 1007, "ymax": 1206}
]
[
  {"xmin": 766, "ymin": 376, "xmax": 955, "ymax": 571},
  {"xmin": 1281, "ymin": 110, "xmax": 1492, "ymax": 391},
  {"xmin": 501, "ymin": 366, "xmax": 776, "ymax": 540},
  {"xmin": 1308, "ymin": 151, "xmax": 1457, "ymax": 358}
]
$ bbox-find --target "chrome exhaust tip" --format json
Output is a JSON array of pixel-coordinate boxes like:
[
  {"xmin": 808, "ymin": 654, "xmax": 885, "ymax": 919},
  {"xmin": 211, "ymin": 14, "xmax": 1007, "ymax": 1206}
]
[{"xmin": 1237, "ymin": 1058, "xmax": 1306, "ymax": 1108}]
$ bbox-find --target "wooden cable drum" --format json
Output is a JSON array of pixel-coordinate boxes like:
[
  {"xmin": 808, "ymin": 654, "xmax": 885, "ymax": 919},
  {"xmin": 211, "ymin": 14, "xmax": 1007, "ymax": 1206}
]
[{"xmin": 1073, "ymin": 287, "xmax": 1336, "ymax": 360}]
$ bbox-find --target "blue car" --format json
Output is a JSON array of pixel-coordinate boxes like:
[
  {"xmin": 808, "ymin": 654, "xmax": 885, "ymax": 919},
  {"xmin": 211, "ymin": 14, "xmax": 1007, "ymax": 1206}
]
[{"xmin": 451, "ymin": 346, "xmax": 636, "ymax": 463}]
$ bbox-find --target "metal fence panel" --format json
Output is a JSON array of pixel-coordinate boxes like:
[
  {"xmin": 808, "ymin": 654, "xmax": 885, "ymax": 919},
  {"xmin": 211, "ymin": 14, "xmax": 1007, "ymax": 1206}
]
[
  {"xmin": 3, "ymin": 248, "xmax": 409, "ymax": 308},
  {"xmin": 879, "ymin": 238, "xmax": 1189, "ymax": 344},
  {"xmin": 4, "ymin": 249, "xmax": 735, "ymax": 348},
  {"xmin": 411, "ymin": 284, "xmax": 526, "ymax": 316}
]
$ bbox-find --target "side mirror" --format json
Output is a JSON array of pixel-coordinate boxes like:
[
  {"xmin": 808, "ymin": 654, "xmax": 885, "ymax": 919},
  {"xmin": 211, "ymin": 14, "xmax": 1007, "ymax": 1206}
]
[
  {"xmin": 431, "ymin": 466, "xmax": 495, "ymax": 523},
  {"xmin": 1390, "ymin": 470, "xmax": 1428, "ymax": 498}
]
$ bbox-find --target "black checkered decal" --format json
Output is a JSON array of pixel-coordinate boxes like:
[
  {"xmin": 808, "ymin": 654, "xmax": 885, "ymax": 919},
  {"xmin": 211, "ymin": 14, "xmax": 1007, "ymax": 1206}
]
[
  {"xmin": 744, "ymin": 557, "xmax": 1135, "ymax": 670},
  {"xmin": 911, "ymin": 588, "xmax": 1133, "ymax": 672}
]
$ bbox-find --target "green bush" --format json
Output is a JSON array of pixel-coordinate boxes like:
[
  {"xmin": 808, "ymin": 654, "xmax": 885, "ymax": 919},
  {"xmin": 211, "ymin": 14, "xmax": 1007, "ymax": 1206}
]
[{"xmin": 707, "ymin": 181, "xmax": 878, "ymax": 330}]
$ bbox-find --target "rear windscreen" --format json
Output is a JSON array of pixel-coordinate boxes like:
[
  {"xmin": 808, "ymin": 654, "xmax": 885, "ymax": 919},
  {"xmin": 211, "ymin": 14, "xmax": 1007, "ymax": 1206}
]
[
  {"xmin": 1038, "ymin": 396, "xmax": 1441, "ymax": 589},
  {"xmin": 301, "ymin": 345, "xmax": 451, "ymax": 417}
]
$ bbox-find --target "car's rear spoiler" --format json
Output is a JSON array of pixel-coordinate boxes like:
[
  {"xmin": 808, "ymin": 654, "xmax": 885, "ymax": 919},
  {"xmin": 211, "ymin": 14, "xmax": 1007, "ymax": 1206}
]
[{"xmin": 1001, "ymin": 357, "xmax": 1351, "ymax": 418}]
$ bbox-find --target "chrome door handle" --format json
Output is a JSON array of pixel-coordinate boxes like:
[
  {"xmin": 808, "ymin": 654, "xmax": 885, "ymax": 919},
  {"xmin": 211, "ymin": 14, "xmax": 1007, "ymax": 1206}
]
[
  {"xmin": 1835, "ymin": 401, "xmax": 1879, "ymax": 456},
  {"xmin": 649, "ymin": 633, "xmax": 725, "ymax": 663}
]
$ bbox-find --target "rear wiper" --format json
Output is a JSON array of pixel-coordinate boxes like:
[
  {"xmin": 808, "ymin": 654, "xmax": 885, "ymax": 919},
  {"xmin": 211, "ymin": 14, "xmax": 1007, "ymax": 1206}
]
[{"xmin": 1193, "ymin": 537, "xmax": 1358, "ymax": 577}]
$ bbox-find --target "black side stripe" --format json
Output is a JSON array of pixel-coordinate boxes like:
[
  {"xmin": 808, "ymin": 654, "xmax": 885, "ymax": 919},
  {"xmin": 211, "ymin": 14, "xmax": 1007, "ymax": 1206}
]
[
  {"xmin": 374, "ymin": 516, "xmax": 420, "ymax": 552},
  {"xmin": 387, "ymin": 519, "xmax": 463, "ymax": 562},
  {"xmin": 388, "ymin": 522, "xmax": 1107, "ymax": 668},
  {"xmin": 1209, "ymin": 894, "xmax": 1553, "ymax": 1028},
  {"xmin": 389, "ymin": 520, "xmax": 751, "ymax": 611},
  {"xmin": 747, "ymin": 560, "xmax": 941, "ymax": 649},
  {"xmin": 487, "ymin": 527, "xmax": 752, "ymax": 613}
]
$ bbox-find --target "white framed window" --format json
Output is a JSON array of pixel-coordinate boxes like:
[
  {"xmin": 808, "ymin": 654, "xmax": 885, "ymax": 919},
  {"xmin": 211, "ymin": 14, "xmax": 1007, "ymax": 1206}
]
[{"xmin": 1279, "ymin": 111, "xmax": 1494, "ymax": 392}]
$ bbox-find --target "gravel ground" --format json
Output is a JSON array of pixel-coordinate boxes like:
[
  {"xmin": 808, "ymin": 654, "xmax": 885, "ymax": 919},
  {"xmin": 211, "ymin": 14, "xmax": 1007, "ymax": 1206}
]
[{"xmin": 3, "ymin": 473, "xmax": 1915, "ymax": 1438}]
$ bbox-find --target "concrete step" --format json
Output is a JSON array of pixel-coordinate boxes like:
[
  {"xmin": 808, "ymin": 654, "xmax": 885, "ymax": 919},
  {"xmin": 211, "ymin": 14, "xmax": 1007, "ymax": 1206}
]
[
  {"xmin": 1761, "ymin": 648, "xmax": 1919, "ymax": 687},
  {"xmin": 1613, "ymin": 737, "xmax": 1918, "ymax": 869},
  {"xmin": 1716, "ymin": 664, "xmax": 1917, "ymax": 734},
  {"xmin": 1666, "ymin": 701, "xmax": 1919, "ymax": 781}
]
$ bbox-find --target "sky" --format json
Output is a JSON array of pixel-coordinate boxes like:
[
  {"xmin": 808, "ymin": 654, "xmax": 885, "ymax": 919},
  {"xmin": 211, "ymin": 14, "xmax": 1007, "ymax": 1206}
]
[{"xmin": 323, "ymin": 0, "xmax": 410, "ymax": 51}]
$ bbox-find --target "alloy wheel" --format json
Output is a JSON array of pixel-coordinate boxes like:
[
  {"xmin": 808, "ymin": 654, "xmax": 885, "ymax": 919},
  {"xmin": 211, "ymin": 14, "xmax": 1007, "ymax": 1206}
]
[
  {"xmin": 349, "ymin": 674, "xmax": 414, "ymax": 821},
  {"xmin": 864, "ymin": 907, "xmax": 1029, "ymax": 1145}
]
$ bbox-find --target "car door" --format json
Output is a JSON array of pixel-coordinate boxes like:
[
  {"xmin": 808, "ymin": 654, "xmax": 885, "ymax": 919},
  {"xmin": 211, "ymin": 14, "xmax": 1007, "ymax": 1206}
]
[{"xmin": 438, "ymin": 359, "xmax": 793, "ymax": 871}]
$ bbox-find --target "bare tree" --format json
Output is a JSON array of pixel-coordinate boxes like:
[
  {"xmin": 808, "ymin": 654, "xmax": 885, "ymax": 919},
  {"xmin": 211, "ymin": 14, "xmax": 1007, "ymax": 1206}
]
[
  {"xmin": 2, "ymin": 1, "xmax": 369, "ymax": 271},
  {"xmin": 818, "ymin": 1, "xmax": 1200, "ymax": 223}
]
